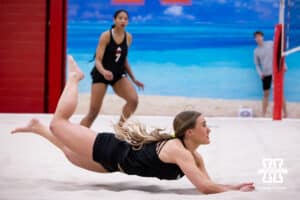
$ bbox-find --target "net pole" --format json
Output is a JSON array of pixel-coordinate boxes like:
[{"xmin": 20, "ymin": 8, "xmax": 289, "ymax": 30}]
[
  {"xmin": 273, "ymin": 0, "xmax": 285, "ymax": 120},
  {"xmin": 273, "ymin": 25, "xmax": 284, "ymax": 120}
]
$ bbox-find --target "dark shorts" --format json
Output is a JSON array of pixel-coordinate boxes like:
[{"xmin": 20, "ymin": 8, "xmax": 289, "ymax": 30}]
[
  {"xmin": 92, "ymin": 133, "xmax": 130, "ymax": 172},
  {"xmin": 262, "ymin": 75, "xmax": 272, "ymax": 91},
  {"xmin": 91, "ymin": 67, "xmax": 126, "ymax": 85}
]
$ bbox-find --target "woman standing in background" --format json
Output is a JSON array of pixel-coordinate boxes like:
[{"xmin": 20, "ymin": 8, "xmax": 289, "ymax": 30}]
[{"xmin": 80, "ymin": 9, "xmax": 144, "ymax": 127}]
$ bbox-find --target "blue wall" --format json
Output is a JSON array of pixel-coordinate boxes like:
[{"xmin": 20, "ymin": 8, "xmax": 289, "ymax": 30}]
[{"xmin": 67, "ymin": 0, "xmax": 300, "ymax": 102}]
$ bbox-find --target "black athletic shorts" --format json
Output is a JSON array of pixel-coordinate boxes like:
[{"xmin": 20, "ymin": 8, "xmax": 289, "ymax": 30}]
[
  {"xmin": 92, "ymin": 133, "xmax": 130, "ymax": 172},
  {"xmin": 262, "ymin": 75, "xmax": 272, "ymax": 91},
  {"xmin": 91, "ymin": 67, "xmax": 127, "ymax": 85}
]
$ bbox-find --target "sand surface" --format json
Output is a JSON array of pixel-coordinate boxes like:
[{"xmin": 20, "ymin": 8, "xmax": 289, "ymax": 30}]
[{"xmin": 1, "ymin": 114, "xmax": 300, "ymax": 199}]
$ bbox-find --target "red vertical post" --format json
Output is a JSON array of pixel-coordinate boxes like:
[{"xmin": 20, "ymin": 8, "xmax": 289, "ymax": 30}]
[
  {"xmin": 273, "ymin": 24, "xmax": 284, "ymax": 120},
  {"xmin": 46, "ymin": 0, "xmax": 67, "ymax": 113}
]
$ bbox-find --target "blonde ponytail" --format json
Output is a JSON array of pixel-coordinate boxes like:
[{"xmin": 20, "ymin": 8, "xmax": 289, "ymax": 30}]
[
  {"xmin": 113, "ymin": 120, "xmax": 173, "ymax": 150},
  {"xmin": 113, "ymin": 110, "xmax": 202, "ymax": 150}
]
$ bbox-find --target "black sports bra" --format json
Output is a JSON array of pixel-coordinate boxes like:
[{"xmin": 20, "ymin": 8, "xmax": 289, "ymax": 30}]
[{"xmin": 119, "ymin": 139, "xmax": 185, "ymax": 180}]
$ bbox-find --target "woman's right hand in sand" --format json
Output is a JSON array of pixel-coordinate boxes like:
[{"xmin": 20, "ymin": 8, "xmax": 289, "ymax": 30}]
[
  {"xmin": 239, "ymin": 184, "xmax": 255, "ymax": 192},
  {"xmin": 233, "ymin": 182, "xmax": 255, "ymax": 192},
  {"xmin": 102, "ymin": 69, "xmax": 114, "ymax": 81}
]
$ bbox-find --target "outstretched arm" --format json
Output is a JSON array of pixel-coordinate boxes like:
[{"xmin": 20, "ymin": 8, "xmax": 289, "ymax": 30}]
[
  {"xmin": 177, "ymin": 149, "xmax": 228, "ymax": 194},
  {"xmin": 174, "ymin": 148, "xmax": 255, "ymax": 194},
  {"xmin": 193, "ymin": 152, "xmax": 254, "ymax": 192}
]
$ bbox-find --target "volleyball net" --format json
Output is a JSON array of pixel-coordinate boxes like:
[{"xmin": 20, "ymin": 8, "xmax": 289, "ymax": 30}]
[{"xmin": 283, "ymin": 0, "xmax": 300, "ymax": 56}]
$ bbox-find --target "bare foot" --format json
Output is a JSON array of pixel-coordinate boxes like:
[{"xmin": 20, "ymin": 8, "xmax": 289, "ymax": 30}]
[
  {"xmin": 67, "ymin": 55, "xmax": 84, "ymax": 80},
  {"xmin": 11, "ymin": 118, "xmax": 40, "ymax": 134}
]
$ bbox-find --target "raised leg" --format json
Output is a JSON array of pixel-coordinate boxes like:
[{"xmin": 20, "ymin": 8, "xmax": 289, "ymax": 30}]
[
  {"xmin": 11, "ymin": 119, "xmax": 107, "ymax": 173},
  {"xmin": 49, "ymin": 56, "xmax": 97, "ymax": 159}
]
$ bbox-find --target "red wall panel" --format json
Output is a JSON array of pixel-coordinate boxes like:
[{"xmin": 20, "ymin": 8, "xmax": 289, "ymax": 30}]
[
  {"xmin": 0, "ymin": 0, "xmax": 66, "ymax": 113},
  {"xmin": 0, "ymin": 0, "xmax": 47, "ymax": 112}
]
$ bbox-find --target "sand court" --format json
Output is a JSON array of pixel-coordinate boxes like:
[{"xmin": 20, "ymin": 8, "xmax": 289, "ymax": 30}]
[{"xmin": 1, "ymin": 114, "xmax": 300, "ymax": 199}]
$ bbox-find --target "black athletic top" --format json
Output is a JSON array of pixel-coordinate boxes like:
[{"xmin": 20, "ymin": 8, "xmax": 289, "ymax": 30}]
[
  {"xmin": 93, "ymin": 133, "xmax": 185, "ymax": 180},
  {"xmin": 101, "ymin": 29, "xmax": 128, "ymax": 75}
]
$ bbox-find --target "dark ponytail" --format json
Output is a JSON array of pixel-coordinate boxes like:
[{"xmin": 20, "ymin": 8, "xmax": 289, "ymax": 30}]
[{"xmin": 89, "ymin": 54, "xmax": 96, "ymax": 63}]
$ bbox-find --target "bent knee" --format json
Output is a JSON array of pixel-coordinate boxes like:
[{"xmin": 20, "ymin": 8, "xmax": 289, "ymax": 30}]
[
  {"xmin": 49, "ymin": 118, "xmax": 66, "ymax": 133},
  {"xmin": 49, "ymin": 119, "xmax": 60, "ymax": 133},
  {"xmin": 126, "ymin": 96, "xmax": 139, "ymax": 107}
]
